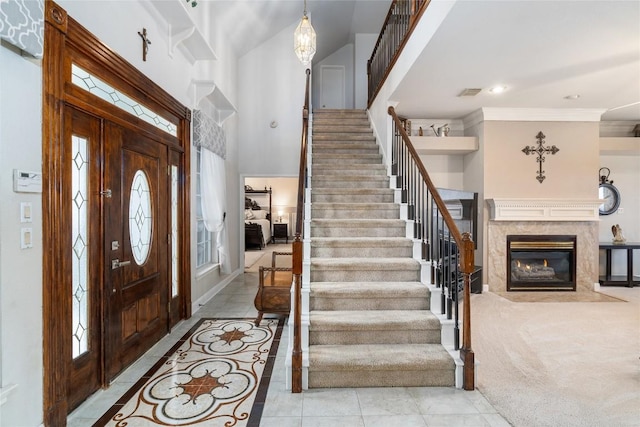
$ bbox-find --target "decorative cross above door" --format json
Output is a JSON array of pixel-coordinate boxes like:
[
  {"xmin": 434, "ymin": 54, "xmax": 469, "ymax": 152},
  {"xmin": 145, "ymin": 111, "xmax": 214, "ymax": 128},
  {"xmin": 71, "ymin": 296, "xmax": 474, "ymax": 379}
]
[
  {"xmin": 522, "ymin": 131, "xmax": 559, "ymax": 183},
  {"xmin": 137, "ymin": 28, "xmax": 151, "ymax": 61}
]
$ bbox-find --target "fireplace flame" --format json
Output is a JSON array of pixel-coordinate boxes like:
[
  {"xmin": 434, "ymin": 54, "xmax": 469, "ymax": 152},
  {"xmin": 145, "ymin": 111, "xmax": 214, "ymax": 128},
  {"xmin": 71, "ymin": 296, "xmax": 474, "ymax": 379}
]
[{"xmin": 544, "ymin": 259, "xmax": 548, "ymax": 267}]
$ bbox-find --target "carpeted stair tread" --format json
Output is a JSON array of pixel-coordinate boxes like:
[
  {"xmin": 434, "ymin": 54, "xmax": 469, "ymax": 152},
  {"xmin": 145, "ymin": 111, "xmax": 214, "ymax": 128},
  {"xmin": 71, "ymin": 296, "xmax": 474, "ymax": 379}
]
[
  {"xmin": 311, "ymin": 257, "xmax": 420, "ymax": 270},
  {"xmin": 311, "ymin": 218, "xmax": 405, "ymax": 226},
  {"xmin": 312, "ymin": 165, "xmax": 387, "ymax": 174},
  {"xmin": 311, "ymin": 188, "xmax": 392, "ymax": 195},
  {"xmin": 310, "ymin": 220, "xmax": 406, "ymax": 238},
  {"xmin": 313, "ymin": 143, "xmax": 377, "ymax": 149},
  {"xmin": 310, "ymin": 282, "xmax": 429, "ymax": 311},
  {"xmin": 311, "ymin": 237, "xmax": 412, "ymax": 247},
  {"xmin": 309, "ymin": 310, "xmax": 440, "ymax": 331},
  {"xmin": 313, "ymin": 134, "xmax": 376, "ymax": 141},
  {"xmin": 309, "ymin": 344, "xmax": 455, "ymax": 372}
]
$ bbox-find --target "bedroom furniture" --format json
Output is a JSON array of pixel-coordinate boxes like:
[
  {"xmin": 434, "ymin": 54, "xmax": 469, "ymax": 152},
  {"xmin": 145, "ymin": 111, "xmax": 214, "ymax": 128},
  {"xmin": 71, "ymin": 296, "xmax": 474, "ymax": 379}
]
[
  {"xmin": 245, "ymin": 222, "xmax": 264, "ymax": 250},
  {"xmin": 244, "ymin": 187, "xmax": 272, "ymax": 248},
  {"xmin": 254, "ymin": 251, "xmax": 292, "ymax": 325},
  {"xmin": 272, "ymin": 222, "xmax": 289, "ymax": 243},
  {"xmin": 599, "ymin": 242, "xmax": 640, "ymax": 287}
]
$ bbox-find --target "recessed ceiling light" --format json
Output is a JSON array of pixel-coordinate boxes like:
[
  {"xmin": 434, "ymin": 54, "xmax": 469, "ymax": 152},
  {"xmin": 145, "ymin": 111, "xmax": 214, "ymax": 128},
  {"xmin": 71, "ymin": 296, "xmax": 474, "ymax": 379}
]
[
  {"xmin": 564, "ymin": 94, "xmax": 580, "ymax": 100},
  {"xmin": 489, "ymin": 85, "xmax": 507, "ymax": 94}
]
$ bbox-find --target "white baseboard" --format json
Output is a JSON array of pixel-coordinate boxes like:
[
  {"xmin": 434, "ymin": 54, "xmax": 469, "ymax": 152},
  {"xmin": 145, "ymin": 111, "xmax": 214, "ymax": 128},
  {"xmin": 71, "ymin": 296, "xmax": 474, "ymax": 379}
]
[
  {"xmin": 191, "ymin": 268, "xmax": 242, "ymax": 314},
  {"xmin": 483, "ymin": 284, "xmax": 489, "ymax": 293}
]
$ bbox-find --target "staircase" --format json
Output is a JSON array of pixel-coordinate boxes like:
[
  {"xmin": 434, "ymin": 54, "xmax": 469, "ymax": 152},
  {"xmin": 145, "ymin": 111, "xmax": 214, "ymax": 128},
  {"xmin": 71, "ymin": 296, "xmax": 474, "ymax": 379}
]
[{"xmin": 307, "ymin": 109, "xmax": 455, "ymax": 388}]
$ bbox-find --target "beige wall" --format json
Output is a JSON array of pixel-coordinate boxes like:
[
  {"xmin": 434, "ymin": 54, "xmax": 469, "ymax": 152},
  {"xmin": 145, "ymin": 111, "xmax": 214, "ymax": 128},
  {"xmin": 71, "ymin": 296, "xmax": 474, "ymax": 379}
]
[{"xmin": 483, "ymin": 121, "xmax": 600, "ymax": 200}]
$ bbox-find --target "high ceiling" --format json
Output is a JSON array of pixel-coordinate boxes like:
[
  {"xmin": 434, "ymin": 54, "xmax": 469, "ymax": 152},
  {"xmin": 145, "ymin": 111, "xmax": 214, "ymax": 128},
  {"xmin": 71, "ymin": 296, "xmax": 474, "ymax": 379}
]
[
  {"xmin": 207, "ymin": 0, "xmax": 390, "ymax": 63},
  {"xmin": 206, "ymin": 0, "xmax": 640, "ymax": 122}
]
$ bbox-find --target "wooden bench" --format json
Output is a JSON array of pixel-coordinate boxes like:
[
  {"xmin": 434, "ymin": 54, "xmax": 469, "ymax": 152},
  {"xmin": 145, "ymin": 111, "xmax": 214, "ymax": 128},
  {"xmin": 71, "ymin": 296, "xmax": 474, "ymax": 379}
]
[{"xmin": 254, "ymin": 251, "xmax": 292, "ymax": 325}]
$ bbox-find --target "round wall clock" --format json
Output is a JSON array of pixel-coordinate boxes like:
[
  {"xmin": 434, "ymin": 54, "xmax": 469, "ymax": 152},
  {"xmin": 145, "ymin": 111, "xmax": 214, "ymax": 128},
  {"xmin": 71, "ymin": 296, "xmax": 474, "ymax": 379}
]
[{"xmin": 598, "ymin": 167, "xmax": 621, "ymax": 215}]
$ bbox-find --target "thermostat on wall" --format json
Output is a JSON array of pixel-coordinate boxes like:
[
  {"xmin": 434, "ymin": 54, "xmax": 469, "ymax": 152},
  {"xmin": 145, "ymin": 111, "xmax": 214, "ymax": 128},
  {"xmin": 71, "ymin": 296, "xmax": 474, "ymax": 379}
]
[{"xmin": 13, "ymin": 169, "xmax": 42, "ymax": 193}]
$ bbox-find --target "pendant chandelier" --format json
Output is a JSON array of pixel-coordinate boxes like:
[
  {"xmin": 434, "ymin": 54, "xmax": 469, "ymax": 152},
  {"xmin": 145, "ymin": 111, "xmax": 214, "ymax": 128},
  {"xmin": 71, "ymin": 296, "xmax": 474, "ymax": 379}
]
[{"xmin": 293, "ymin": 0, "xmax": 316, "ymax": 66}]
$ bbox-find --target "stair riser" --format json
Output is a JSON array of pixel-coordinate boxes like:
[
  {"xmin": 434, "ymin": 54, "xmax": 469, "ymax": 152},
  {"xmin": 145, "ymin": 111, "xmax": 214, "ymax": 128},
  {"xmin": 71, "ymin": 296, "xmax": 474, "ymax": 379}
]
[
  {"xmin": 313, "ymin": 147, "xmax": 379, "ymax": 155},
  {"xmin": 310, "ymin": 297, "xmax": 429, "ymax": 311},
  {"xmin": 310, "ymin": 269, "xmax": 420, "ymax": 282},
  {"xmin": 310, "ymin": 246, "xmax": 412, "ymax": 258},
  {"xmin": 309, "ymin": 370, "xmax": 455, "ymax": 388},
  {"xmin": 314, "ymin": 118, "xmax": 369, "ymax": 125},
  {"xmin": 313, "ymin": 135, "xmax": 376, "ymax": 142},
  {"xmin": 309, "ymin": 329, "xmax": 441, "ymax": 346},
  {"xmin": 311, "ymin": 226, "xmax": 405, "ymax": 238},
  {"xmin": 312, "ymin": 166, "xmax": 386, "ymax": 174},
  {"xmin": 311, "ymin": 208, "xmax": 399, "ymax": 220},
  {"xmin": 311, "ymin": 179, "xmax": 389, "ymax": 189},
  {"xmin": 313, "ymin": 156, "xmax": 382, "ymax": 165},
  {"xmin": 312, "ymin": 194, "xmax": 394, "ymax": 203},
  {"xmin": 313, "ymin": 127, "xmax": 372, "ymax": 134}
]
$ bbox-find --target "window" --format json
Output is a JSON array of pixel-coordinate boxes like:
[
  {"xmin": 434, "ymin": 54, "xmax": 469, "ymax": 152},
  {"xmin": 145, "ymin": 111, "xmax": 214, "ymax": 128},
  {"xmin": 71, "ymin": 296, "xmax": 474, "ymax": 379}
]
[{"xmin": 195, "ymin": 146, "xmax": 217, "ymax": 268}]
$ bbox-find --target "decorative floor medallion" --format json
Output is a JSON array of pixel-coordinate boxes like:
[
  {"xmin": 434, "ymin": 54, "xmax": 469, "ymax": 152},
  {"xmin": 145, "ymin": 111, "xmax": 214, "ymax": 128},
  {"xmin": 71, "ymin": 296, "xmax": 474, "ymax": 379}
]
[{"xmin": 96, "ymin": 318, "xmax": 282, "ymax": 427}]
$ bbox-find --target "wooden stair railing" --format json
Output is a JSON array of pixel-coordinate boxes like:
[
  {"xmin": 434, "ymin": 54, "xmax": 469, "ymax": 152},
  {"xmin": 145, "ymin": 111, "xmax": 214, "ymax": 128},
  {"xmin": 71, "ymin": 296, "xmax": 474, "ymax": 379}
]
[
  {"xmin": 388, "ymin": 105, "xmax": 475, "ymax": 390},
  {"xmin": 368, "ymin": 0, "xmax": 430, "ymax": 108},
  {"xmin": 292, "ymin": 68, "xmax": 311, "ymax": 393}
]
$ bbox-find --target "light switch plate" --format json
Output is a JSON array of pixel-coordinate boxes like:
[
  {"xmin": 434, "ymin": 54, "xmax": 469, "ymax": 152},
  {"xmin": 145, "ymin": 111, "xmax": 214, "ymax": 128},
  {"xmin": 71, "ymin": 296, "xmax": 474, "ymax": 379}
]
[
  {"xmin": 21, "ymin": 228, "xmax": 33, "ymax": 249},
  {"xmin": 20, "ymin": 202, "xmax": 32, "ymax": 222}
]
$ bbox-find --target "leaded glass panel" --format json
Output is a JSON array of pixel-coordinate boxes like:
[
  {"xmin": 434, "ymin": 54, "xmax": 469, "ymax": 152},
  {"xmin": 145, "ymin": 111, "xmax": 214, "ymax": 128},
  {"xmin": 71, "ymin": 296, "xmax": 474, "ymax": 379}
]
[
  {"xmin": 171, "ymin": 165, "xmax": 179, "ymax": 297},
  {"xmin": 129, "ymin": 170, "xmax": 153, "ymax": 265},
  {"xmin": 71, "ymin": 135, "xmax": 89, "ymax": 359},
  {"xmin": 71, "ymin": 64, "xmax": 177, "ymax": 137}
]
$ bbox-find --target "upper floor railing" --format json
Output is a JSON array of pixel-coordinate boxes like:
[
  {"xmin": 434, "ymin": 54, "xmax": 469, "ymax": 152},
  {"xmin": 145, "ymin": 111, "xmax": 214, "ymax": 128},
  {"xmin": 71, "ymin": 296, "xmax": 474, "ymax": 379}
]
[{"xmin": 367, "ymin": 0, "xmax": 430, "ymax": 108}]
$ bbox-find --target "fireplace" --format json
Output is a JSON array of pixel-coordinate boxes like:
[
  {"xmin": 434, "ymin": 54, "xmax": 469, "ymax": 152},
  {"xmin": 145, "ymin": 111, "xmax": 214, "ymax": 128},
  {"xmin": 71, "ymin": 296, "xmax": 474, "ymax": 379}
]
[{"xmin": 507, "ymin": 235, "xmax": 576, "ymax": 291}]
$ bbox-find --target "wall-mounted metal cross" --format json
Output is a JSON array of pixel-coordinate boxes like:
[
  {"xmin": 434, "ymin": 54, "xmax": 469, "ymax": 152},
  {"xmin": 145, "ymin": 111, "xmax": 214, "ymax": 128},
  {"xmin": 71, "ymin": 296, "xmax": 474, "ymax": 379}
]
[{"xmin": 521, "ymin": 131, "xmax": 559, "ymax": 183}]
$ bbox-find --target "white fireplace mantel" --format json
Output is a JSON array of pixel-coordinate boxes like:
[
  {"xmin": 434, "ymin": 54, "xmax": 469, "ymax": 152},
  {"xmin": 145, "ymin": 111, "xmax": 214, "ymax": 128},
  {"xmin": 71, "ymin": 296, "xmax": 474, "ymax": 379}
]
[{"xmin": 487, "ymin": 199, "xmax": 602, "ymax": 221}]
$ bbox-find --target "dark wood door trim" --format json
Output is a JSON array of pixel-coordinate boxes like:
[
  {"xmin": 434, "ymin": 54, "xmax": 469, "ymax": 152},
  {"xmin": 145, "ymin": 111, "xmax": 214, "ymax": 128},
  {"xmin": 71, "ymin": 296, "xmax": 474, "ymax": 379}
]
[{"xmin": 43, "ymin": 2, "xmax": 191, "ymax": 425}]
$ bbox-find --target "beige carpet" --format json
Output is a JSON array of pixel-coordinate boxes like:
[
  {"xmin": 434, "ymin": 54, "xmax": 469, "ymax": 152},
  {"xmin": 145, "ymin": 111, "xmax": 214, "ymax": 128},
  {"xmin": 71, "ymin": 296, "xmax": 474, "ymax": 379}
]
[
  {"xmin": 472, "ymin": 287, "xmax": 640, "ymax": 427},
  {"xmin": 244, "ymin": 244, "xmax": 291, "ymax": 272},
  {"xmin": 244, "ymin": 250, "xmax": 265, "ymax": 269},
  {"xmin": 495, "ymin": 290, "xmax": 625, "ymax": 303}
]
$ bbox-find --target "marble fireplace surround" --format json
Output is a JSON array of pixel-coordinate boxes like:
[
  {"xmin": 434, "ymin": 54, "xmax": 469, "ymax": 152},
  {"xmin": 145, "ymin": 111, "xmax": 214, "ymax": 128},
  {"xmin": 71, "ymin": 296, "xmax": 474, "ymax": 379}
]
[{"xmin": 486, "ymin": 199, "xmax": 601, "ymax": 292}]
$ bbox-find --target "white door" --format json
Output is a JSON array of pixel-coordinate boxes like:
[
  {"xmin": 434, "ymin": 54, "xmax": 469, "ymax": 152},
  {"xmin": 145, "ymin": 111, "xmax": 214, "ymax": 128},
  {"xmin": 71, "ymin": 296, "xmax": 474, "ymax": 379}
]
[{"xmin": 320, "ymin": 65, "xmax": 345, "ymax": 109}]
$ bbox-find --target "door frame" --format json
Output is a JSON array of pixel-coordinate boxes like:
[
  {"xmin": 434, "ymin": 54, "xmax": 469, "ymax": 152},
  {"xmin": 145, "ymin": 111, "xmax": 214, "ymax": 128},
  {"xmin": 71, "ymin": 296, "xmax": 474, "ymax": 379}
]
[{"xmin": 42, "ymin": 2, "xmax": 191, "ymax": 425}]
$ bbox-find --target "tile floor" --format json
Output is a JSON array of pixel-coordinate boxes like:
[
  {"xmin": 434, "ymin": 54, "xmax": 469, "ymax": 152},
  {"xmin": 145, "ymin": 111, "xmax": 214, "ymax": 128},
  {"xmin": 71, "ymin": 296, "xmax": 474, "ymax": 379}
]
[{"xmin": 68, "ymin": 269, "xmax": 511, "ymax": 427}]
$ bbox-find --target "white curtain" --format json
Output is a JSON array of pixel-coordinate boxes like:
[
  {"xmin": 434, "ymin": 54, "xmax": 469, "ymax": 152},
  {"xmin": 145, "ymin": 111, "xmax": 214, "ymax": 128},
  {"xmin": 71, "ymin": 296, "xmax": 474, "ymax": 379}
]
[{"xmin": 200, "ymin": 149, "xmax": 231, "ymax": 274}]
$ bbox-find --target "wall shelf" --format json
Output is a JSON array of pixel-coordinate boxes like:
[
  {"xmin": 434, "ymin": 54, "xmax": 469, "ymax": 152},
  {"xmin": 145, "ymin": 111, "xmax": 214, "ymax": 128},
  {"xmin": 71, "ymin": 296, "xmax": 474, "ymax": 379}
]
[
  {"xmin": 412, "ymin": 136, "xmax": 478, "ymax": 155},
  {"xmin": 191, "ymin": 80, "xmax": 237, "ymax": 125},
  {"xmin": 600, "ymin": 137, "xmax": 640, "ymax": 156},
  {"xmin": 144, "ymin": 0, "xmax": 216, "ymax": 63}
]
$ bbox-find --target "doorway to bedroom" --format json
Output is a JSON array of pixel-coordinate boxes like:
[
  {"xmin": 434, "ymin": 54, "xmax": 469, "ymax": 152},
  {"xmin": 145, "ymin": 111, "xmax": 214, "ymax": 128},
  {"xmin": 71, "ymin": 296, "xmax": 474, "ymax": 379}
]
[{"xmin": 243, "ymin": 177, "xmax": 297, "ymax": 268}]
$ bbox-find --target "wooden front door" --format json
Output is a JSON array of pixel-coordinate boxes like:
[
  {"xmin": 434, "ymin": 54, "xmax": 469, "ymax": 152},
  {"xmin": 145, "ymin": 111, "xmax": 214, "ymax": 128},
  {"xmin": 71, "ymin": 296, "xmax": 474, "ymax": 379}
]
[
  {"xmin": 44, "ymin": 4, "xmax": 191, "ymax": 424},
  {"xmin": 104, "ymin": 122, "xmax": 169, "ymax": 380}
]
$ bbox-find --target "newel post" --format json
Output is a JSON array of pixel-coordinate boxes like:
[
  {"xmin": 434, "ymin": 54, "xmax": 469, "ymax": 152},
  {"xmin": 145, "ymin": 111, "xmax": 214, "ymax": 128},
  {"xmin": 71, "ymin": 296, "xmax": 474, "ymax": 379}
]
[
  {"xmin": 460, "ymin": 232, "xmax": 475, "ymax": 390},
  {"xmin": 291, "ymin": 237, "xmax": 303, "ymax": 393}
]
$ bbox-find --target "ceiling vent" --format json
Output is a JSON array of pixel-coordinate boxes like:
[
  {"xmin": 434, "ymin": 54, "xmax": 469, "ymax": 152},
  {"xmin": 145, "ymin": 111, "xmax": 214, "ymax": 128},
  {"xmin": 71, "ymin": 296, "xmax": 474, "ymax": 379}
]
[{"xmin": 458, "ymin": 88, "xmax": 482, "ymax": 97}]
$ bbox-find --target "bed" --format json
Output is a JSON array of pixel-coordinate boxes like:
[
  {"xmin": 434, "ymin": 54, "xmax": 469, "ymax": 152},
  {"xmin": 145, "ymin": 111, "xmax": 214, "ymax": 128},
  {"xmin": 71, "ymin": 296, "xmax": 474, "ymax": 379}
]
[{"xmin": 245, "ymin": 188, "xmax": 272, "ymax": 249}]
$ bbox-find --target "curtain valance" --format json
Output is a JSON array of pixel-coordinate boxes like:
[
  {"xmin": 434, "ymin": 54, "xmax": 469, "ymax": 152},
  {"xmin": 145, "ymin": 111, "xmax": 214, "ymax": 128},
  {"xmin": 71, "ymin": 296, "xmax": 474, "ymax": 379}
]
[
  {"xmin": 0, "ymin": 0, "xmax": 44, "ymax": 59},
  {"xmin": 193, "ymin": 109, "xmax": 226, "ymax": 160}
]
